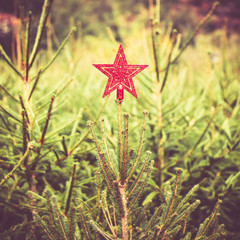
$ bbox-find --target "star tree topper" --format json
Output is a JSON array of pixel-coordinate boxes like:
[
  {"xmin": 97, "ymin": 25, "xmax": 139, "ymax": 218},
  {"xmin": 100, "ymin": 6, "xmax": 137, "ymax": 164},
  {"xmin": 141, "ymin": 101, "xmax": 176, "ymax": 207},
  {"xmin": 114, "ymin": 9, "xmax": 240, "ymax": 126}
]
[{"xmin": 93, "ymin": 44, "xmax": 148, "ymax": 101}]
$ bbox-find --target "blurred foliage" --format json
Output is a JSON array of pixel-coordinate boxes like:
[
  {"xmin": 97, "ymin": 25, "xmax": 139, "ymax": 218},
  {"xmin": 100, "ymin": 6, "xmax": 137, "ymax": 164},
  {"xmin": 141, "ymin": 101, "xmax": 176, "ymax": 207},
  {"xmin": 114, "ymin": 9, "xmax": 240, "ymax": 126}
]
[
  {"xmin": 50, "ymin": 0, "xmax": 148, "ymax": 41},
  {"xmin": 0, "ymin": 0, "xmax": 240, "ymax": 239}
]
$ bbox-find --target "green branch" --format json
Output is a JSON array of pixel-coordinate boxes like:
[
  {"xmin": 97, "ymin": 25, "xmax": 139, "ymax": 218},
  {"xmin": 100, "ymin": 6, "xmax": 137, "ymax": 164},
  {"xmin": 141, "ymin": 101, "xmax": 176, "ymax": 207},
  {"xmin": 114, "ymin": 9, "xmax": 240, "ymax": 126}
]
[
  {"xmin": 163, "ymin": 1, "xmax": 219, "ymax": 69},
  {"xmin": 29, "ymin": 0, "xmax": 54, "ymax": 69},
  {"xmin": 0, "ymin": 45, "xmax": 23, "ymax": 78},
  {"xmin": 0, "ymin": 147, "xmax": 32, "ymax": 188},
  {"xmin": 41, "ymin": 27, "xmax": 76, "ymax": 74}
]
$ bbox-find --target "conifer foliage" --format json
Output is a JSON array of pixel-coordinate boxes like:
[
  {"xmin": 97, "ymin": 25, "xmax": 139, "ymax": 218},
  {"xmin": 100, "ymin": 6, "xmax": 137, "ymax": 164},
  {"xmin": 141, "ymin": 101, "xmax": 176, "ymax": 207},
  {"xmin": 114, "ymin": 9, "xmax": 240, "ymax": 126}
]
[
  {"xmin": 34, "ymin": 102, "xmax": 226, "ymax": 239},
  {"xmin": 34, "ymin": 189, "xmax": 77, "ymax": 240}
]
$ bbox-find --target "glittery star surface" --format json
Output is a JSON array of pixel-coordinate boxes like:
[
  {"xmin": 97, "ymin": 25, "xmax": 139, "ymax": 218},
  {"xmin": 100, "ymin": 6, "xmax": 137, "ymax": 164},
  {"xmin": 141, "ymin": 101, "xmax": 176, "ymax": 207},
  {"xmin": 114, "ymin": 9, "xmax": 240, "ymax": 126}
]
[{"xmin": 93, "ymin": 44, "xmax": 148, "ymax": 100}]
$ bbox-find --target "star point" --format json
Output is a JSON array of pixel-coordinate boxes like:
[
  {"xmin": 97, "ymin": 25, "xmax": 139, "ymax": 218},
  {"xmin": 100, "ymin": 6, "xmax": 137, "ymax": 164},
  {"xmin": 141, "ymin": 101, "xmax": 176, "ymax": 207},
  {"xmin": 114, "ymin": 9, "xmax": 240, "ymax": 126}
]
[{"xmin": 93, "ymin": 44, "xmax": 148, "ymax": 101}]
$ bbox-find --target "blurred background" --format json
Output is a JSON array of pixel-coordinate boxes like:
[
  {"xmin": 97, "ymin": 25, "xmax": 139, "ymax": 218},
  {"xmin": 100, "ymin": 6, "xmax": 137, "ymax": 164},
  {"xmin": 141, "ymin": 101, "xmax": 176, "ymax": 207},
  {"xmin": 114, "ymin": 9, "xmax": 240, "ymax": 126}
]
[{"xmin": 0, "ymin": 0, "xmax": 240, "ymax": 57}]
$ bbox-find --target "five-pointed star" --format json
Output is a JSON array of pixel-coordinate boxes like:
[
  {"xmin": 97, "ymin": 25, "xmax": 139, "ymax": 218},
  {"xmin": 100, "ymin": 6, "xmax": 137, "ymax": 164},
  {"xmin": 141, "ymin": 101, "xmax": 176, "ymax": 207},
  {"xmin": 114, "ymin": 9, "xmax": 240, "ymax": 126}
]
[{"xmin": 93, "ymin": 44, "xmax": 148, "ymax": 100}]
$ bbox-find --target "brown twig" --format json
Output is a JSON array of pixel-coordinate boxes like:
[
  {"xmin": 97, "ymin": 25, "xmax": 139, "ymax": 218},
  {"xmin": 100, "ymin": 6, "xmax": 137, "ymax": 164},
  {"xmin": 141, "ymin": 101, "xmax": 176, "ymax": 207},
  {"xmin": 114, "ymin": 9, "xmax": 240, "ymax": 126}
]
[
  {"xmin": 19, "ymin": 95, "xmax": 30, "ymax": 123},
  {"xmin": 40, "ymin": 96, "xmax": 54, "ymax": 145},
  {"xmin": 65, "ymin": 164, "xmax": 76, "ymax": 216},
  {"xmin": 28, "ymin": 69, "xmax": 42, "ymax": 101}
]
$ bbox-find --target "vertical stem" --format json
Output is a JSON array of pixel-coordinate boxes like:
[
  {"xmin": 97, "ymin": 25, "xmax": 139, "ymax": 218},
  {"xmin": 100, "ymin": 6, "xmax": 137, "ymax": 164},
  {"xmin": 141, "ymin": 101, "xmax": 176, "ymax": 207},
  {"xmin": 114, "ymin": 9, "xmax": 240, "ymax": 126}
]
[
  {"xmin": 121, "ymin": 113, "xmax": 129, "ymax": 184},
  {"xmin": 117, "ymin": 99, "xmax": 123, "ymax": 171},
  {"xmin": 11, "ymin": 25, "xmax": 16, "ymax": 63},
  {"xmin": 47, "ymin": 15, "xmax": 53, "ymax": 59},
  {"xmin": 19, "ymin": 0, "xmax": 26, "ymax": 65},
  {"xmin": 222, "ymin": 18, "xmax": 228, "ymax": 81},
  {"xmin": 119, "ymin": 182, "xmax": 128, "ymax": 240},
  {"xmin": 15, "ymin": 25, "xmax": 21, "ymax": 69},
  {"xmin": 23, "ymin": 12, "xmax": 33, "ymax": 141},
  {"xmin": 19, "ymin": 95, "xmax": 30, "ymax": 123},
  {"xmin": 150, "ymin": 19, "xmax": 160, "ymax": 82},
  {"xmin": 26, "ymin": 12, "xmax": 32, "ymax": 83},
  {"xmin": 156, "ymin": 0, "xmax": 160, "ymax": 23},
  {"xmin": 148, "ymin": 0, "xmax": 153, "ymax": 21},
  {"xmin": 150, "ymin": 0, "xmax": 164, "ymax": 187},
  {"xmin": 24, "ymin": 79, "xmax": 30, "ymax": 117},
  {"xmin": 158, "ymin": 87, "xmax": 164, "ymax": 187},
  {"xmin": 116, "ymin": 99, "xmax": 128, "ymax": 239}
]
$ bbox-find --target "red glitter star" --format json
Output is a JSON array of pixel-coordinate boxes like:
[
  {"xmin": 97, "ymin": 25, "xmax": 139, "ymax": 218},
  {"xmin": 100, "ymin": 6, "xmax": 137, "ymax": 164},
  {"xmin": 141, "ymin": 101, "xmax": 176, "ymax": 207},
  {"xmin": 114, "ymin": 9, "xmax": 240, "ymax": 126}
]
[{"xmin": 93, "ymin": 44, "xmax": 148, "ymax": 101}]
